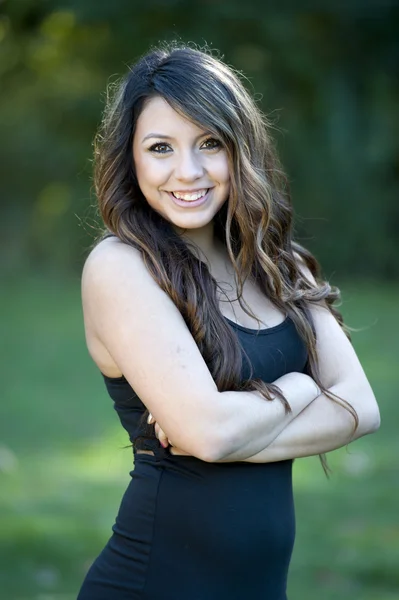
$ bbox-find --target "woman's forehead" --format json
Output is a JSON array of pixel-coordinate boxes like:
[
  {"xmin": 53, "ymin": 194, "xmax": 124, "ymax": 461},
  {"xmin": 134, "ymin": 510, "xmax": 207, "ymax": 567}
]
[{"xmin": 136, "ymin": 97, "xmax": 209, "ymax": 140}]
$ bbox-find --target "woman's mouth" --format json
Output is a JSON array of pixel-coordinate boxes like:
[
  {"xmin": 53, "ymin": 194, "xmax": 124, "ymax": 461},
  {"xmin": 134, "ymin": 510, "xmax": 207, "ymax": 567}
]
[{"xmin": 167, "ymin": 188, "xmax": 212, "ymax": 208}]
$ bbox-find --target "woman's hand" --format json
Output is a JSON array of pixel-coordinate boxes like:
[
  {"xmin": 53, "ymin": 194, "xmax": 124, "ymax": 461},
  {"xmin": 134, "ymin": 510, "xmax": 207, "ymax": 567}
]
[
  {"xmin": 148, "ymin": 413, "xmax": 171, "ymax": 448},
  {"xmin": 147, "ymin": 413, "xmax": 192, "ymax": 455}
]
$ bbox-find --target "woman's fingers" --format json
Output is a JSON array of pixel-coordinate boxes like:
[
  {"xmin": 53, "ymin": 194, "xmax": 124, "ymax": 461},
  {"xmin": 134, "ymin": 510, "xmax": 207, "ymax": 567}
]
[
  {"xmin": 150, "ymin": 417, "xmax": 190, "ymax": 454},
  {"xmin": 148, "ymin": 414, "xmax": 174, "ymax": 447},
  {"xmin": 154, "ymin": 422, "xmax": 169, "ymax": 448}
]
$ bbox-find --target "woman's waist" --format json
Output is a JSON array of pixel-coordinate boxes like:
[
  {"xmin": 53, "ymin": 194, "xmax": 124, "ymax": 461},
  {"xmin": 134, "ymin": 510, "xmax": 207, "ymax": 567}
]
[
  {"xmin": 133, "ymin": 450, "xmax": 293, "ymax": 486},
  {"xmin": 118, "ymin": 454, "xmax": 296, "ymax": 567}
]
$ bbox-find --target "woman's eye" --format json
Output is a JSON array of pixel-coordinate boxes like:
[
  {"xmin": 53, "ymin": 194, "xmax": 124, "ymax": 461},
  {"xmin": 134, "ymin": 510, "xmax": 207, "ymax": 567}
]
[
  {"xmin": 148, "ymin": 143, "xmax": 171, "ymax": 154},
  {"xmin": 201, "ymin": 137, "xmax": 221, "ymax": 150},
  {"xmin": 148, "ymin": 138, "xmax": 221, "ymax": 154}
]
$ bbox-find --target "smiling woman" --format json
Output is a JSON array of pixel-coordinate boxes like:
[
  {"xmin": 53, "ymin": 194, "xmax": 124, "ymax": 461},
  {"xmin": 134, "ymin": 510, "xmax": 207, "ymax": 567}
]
[
  {"xmin": 132, "ymin": 96, "xmax": 230, "ymax": 222},
  {"xmin": 77, "ymin": 41, "xmax": 379, "ymax": 599}
]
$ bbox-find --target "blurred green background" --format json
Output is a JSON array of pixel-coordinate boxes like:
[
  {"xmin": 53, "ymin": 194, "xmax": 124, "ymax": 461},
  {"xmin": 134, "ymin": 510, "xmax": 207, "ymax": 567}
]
[{"xmin": 1, "ymin": 1, "xmax": 398, "ymax": 599}]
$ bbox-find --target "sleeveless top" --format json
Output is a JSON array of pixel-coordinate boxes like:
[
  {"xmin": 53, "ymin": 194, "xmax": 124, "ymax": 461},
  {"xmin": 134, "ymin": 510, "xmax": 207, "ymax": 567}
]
[{"xmin": 101, "ymin": 314, "xmax": 309, "ymax": 457}]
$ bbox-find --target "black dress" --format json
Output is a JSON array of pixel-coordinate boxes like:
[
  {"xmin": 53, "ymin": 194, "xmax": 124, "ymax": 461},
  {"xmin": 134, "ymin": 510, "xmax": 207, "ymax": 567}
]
[{"xmin": 77, "ymin": 315, "xmax": 308, "ymax": 600}]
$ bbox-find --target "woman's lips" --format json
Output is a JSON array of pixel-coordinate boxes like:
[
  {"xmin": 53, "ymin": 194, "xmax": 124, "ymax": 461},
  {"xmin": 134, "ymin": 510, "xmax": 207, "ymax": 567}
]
[{"xmin": 166, "ymin": 188, "xmax": 212, "ymax": 208}]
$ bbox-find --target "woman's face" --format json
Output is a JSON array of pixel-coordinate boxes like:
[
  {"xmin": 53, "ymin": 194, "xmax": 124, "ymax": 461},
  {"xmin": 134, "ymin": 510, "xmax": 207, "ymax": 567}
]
[{"xmin": 132, "ymin": 96, "xmax": 230, "ymax": 231}]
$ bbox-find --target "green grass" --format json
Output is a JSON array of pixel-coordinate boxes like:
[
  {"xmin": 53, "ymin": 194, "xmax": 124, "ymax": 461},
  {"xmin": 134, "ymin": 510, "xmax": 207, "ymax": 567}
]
[{"xmin": 1, "ymin": 273, "xmax": 397, "ymax": 600}]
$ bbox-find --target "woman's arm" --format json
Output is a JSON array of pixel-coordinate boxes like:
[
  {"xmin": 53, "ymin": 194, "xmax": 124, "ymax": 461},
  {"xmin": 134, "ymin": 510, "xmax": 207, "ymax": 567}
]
[
  {"xmin": 156, "ymin": 300, "xmax": 380, "ymax": 462},
  {"xmin": 218, "ymin": 380, "xmax": 379, "ymax": 463},
  {"xmin": 163, "ymin": 373, "xmax": 378, "ymax": 461},
  {"xmin": 215, "ymin": 280, "xmax": 380, "ymax": 463},
  {"xmin": 161, "ymin": 372, "xmax": 321, "ymax": 460},
  {"xmin": 154, "ymin": 373, "xmax": 319, "ymax": 458},
  {"xmin": 157, "ymin": 293, "xmax": 380, "ymax": 462}
]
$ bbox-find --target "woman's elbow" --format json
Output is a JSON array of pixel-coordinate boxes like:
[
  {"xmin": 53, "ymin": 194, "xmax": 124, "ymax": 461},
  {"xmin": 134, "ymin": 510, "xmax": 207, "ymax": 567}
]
[
  {"xmin": 367, "ymin": 404, "xmax": 381, "ymax": 433},
  {"xmin": 356, "ymin": 391, "xmax": 381, "ymax": 437}
]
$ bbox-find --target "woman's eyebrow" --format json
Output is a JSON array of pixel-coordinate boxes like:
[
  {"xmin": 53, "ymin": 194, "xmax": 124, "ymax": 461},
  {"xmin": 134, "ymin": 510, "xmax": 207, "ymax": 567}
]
[
  {"xmin": 142, "ymin": 133, "xmax": 172, "ymax": 143},
  {"xmin": 141, "ymin": 132, "xmax": 212, "ymax": 143}
]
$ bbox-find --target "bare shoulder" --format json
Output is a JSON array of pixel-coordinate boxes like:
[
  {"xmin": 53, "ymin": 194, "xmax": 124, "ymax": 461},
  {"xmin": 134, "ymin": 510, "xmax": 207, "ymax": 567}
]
[
  {"xmin": 82, "ymin": 235, "xmax": 145, "ymax": 337},
  {"xmin": 81, "ymin": 236, "xmax": 145, "ymax": 376},
  {"xmin": 81, "ymin": 234, "xmax": 222, "ymax": 461},
  {"xmin": 83, "ymin": 234, "xmax": 142, "ymax": 275},
  {"xmin": 293, "ymin": 251, "xmax": 317, "ymax": 285},
  {"xmin": 82, "ymin": 234, "xmax": 157, "ymax": 307}
]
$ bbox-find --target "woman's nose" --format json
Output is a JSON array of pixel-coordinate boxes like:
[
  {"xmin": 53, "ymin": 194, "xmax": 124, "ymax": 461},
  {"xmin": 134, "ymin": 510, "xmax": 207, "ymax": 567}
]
[{"xmin": 174, "ymin": 150, "xmax": 204, "ymax": 181}]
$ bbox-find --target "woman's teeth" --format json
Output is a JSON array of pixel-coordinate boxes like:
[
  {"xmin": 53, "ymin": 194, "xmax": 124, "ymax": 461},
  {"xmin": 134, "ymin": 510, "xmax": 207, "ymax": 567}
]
[{"xmin": 172, "ymin": 189, "xmax": 208, "ymax": 201}]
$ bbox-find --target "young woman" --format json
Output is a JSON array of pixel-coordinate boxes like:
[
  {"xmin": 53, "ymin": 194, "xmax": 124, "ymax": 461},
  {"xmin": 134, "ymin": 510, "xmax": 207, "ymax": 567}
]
[{"xmin": 77, "ymin": 42, "xmax": 380, "ymax": 599}]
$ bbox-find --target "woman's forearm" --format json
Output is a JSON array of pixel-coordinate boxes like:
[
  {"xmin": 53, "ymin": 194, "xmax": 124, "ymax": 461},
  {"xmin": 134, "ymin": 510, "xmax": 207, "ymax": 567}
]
[
  {"xmin": 216, "ymin": 379, "xmax": 379, "ymax": 463},
  {"xmin": 208, "ymin": 372, "xmax": 319, "ymax": 462}
]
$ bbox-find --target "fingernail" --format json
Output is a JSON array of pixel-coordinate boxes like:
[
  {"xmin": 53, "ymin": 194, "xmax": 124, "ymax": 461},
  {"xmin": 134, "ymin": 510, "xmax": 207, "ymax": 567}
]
[
  {"xmin": 160, "ymin": 440, "xmax": 168, "ymax": 448},
  {"xmin": 147, "ymin": 413, "xmax": 153, "ymax": 424}
]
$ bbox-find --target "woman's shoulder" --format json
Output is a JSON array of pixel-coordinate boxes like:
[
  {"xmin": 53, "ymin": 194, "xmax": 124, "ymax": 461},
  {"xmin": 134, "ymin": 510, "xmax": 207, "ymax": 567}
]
[
  {"xmin": 85, "ymin": 234, "xmax": 142, "ymax": 268},
  {"xmin": 92, "ymin": 233, "xmax": 129, "ymax": 250},
  {"xmin": 82, "ymin": 235, "xmax": 149, "ymax": 307},
  {"xmin": 80, "ymin": 235, "xmax": 153, "ymax": 378}
]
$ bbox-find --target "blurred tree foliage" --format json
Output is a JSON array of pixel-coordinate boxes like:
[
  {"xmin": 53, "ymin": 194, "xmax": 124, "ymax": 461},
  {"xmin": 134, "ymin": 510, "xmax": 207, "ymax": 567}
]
[{"xmin": 1, "ymin": 0, "xmax": 398, "ymax": 278}]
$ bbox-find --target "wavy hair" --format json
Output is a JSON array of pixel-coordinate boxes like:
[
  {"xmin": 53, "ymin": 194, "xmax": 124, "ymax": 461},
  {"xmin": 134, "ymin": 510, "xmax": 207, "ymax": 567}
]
[{"xmin": 91, "ymin": 41, "xmax": 358, "ymax": 474}]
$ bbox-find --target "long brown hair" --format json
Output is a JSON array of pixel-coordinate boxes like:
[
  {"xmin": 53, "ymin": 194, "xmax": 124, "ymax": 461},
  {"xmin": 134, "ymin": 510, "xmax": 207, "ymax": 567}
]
[{"xmin": 91, "ymin": 41, "xmax": 357, "ymax": 474}]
